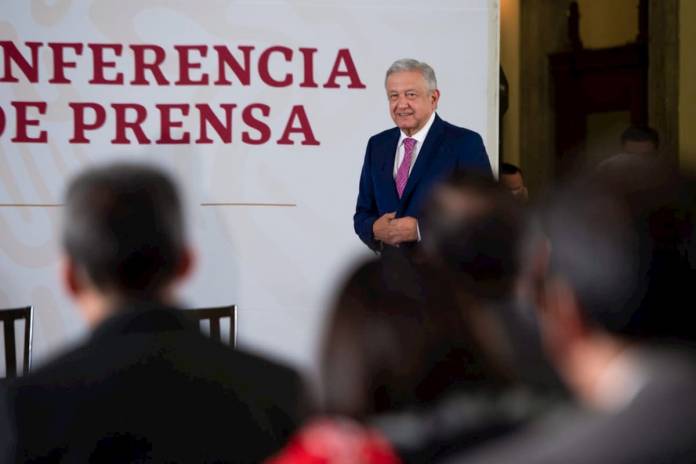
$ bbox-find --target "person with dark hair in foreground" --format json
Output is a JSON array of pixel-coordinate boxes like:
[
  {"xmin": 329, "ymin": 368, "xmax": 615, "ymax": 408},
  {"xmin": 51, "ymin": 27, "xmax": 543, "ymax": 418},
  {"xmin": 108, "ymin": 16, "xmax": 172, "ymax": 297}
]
[
  {"xmin": 268, "ymin": 256, "xmax": 547, "ymax": 464},
  {"xmin": 0, "ymin": 163, "xmax": 303, "ymax": 463},
  {"xmin": 420, "ymin": 170, "xmax": 561, "ymax": 391},
  {"xmin": 499, "ymin": 162, "xmax": 528, "ymax": 203},
  {"xmin": 450, "ymin": 159, "xmax": 696, "ymax": 464},
  {"xmin": 620, "ymin": 125, "xmax": 659, "ymax": 156}
]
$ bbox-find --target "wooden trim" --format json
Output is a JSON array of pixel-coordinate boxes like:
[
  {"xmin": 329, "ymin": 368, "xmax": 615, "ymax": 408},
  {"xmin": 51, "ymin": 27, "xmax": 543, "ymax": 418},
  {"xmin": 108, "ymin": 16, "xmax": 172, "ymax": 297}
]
[
  {"xmin": 648, "ymin": 0, "xmax": 679, "ymax": 162},
  {"xmin": 519, "ymin": 0, "xmax": 573, "ymax": 194}
]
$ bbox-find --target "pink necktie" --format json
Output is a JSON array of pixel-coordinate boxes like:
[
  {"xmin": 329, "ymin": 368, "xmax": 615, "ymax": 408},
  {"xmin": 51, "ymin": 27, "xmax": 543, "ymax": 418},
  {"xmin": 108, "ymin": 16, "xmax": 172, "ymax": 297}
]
[{"xmin": 396, "ymin": 138, "xmax": 416, "ymax": 198}]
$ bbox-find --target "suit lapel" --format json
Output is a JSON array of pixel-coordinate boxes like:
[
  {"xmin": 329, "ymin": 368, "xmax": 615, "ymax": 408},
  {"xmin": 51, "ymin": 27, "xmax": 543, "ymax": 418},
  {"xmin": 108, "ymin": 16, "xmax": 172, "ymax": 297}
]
[
  {"xmin": 399, "ymin": 114, "xmax": 445, "ymax": 205},
  {"xmin": 376, "ymin": 129, "xmax": 401, "ymax": 206}
]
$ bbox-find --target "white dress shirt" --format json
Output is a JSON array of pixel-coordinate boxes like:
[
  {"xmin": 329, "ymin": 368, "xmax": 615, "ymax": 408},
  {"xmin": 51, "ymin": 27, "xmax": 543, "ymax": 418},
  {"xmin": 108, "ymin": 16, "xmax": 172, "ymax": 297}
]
[
  {"xmin": 393, "ymin": 112, "xmax": 437, "ymax": 178},
  {"xmin": 390, "ymin": 112, "xmax": 436, "ymax": 242}
]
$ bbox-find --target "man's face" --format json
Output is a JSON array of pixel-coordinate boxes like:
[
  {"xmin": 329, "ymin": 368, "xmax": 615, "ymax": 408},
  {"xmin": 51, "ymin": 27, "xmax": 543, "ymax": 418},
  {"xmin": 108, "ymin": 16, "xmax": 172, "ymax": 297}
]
[
  {"xmin": 386, "ymin": 70, "xmax": 439, "ymax": 136},
  {"xmin": 622, "ymin": 140, "xmax": 657, "ymax": 157},
  {"xmin": 501, "ymin": 172, "xmax": 528, "ymax": 202}
]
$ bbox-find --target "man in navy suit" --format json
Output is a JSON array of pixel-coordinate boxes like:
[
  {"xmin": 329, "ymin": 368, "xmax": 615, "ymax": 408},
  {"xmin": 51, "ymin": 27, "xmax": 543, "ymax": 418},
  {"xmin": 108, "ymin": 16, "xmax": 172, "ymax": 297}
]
[{"xmin": 354, "ymin": 58, "xmax": 493, "ymax": 251}]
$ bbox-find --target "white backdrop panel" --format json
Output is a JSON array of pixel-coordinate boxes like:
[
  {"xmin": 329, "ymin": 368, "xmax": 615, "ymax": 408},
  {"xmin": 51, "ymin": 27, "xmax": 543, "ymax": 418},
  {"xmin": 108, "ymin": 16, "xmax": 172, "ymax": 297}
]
[{"xmin": 0, "ymin": 0, "xmax": 499, "ymax": 374}]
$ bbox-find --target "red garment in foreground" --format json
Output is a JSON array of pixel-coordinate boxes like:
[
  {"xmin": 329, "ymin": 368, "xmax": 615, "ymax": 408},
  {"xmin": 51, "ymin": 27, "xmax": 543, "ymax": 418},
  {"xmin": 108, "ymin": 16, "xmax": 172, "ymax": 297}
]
[{"xmin": 265, "ymin": 418, "xmax": 402, "ymax": 464}]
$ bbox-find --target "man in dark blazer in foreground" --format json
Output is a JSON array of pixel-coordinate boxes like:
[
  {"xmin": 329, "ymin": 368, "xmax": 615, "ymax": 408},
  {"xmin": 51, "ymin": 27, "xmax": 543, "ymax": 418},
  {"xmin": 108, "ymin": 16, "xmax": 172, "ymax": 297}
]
[
  {"xmin": 354, "ymin": 58, "xmax": 492, "ymax": 251},
  {"xmin": 0, "ymin": 163, "xmax": 303, "ymax": 463}
]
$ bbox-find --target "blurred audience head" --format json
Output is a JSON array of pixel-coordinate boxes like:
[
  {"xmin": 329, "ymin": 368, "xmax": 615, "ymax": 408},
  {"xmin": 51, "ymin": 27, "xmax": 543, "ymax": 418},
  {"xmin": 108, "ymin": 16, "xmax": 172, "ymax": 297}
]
[
  {"xmin": 61, "ymin": 162, "xmax": 192, "ymax": 324},
  {"xmin": 500, "ymin": 162, "xmax": 529, "ymax": 203},
  {"xmin": 419, "ymin": 170, "xmax": 562, "ymax": 391},
  {"xmin": 320, "ymin": 257, "xmax": 506, "ymax": 421},
  {"xmin": 537, "ymin": 157, "xmax": 696, "ymax": 401},
  {"xmin": 620, "ymin": 125, "xmax": 659, "ymax": 156},
  {"xmin": 421, "ymin": 170, "xmax": 525, "ymax": 305},
  {"xmin": 544, "ymin": 158, "xmax": 696, "ymax": 341}
]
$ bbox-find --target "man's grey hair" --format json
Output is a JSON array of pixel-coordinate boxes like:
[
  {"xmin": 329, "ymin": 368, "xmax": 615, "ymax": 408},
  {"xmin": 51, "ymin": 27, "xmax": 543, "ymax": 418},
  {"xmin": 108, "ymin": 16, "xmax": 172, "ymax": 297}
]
[{"xmin": 385, "ymin": 58, "xmax": 438, "ymax": 92}]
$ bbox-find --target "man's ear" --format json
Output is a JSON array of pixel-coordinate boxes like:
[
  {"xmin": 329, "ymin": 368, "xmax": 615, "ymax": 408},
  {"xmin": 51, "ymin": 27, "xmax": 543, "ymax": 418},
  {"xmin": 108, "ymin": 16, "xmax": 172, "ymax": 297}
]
[
  {"xmin": 174, "ymin": 247, "xmax": 195, "ymax": 282},
  {"xmin": 61, "ymin": 255, "xmax": 83, "ymax": 298},
  {"xmin": 430, "ymin": 88, "xmax": 441, "ymax": 108},
  {"xmin": 538, "ymin": 276, "xmax": 586, "ymax": 358}
]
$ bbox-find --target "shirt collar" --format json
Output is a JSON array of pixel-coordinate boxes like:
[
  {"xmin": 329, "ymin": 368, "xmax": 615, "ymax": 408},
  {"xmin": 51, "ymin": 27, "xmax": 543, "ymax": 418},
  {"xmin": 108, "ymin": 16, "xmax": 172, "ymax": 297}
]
[
  {"xmin": 399, "ymin": 112, "xmax": 436, "ymax": 146},
  {"xmin": 90, "ymin": 300, "xmax": 194, "ymax": 341}
]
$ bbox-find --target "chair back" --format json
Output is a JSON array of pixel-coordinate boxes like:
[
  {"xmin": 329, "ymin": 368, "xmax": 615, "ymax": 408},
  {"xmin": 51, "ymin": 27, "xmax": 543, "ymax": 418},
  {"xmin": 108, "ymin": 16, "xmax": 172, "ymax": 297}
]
[
  {"xmin": 1, "ymin": 306, "xmax": 33, "ymax": 379},
  {"xmin": 187, "ymin": 305, "xmax": 236, "ymax": 347}
]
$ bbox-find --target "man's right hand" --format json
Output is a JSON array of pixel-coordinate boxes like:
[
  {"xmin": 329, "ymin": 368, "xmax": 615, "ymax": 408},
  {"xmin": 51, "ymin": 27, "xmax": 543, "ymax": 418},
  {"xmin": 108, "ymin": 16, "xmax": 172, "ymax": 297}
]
[{"xmin": 372, "ymin": 212, "xmax": 396, "ymax": 243}]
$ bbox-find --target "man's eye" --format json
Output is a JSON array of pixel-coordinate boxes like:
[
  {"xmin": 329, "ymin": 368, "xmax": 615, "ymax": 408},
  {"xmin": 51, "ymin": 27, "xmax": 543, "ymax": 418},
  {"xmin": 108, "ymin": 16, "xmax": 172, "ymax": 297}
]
[{"xmin": 406, "ymin": 92, "xmax": 417, "ymax": 98}]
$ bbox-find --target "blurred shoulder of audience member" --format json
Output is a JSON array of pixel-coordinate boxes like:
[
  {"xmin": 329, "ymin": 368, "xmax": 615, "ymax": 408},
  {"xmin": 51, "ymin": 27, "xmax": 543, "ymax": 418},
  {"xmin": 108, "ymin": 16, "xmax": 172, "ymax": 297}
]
[{"xmin": 500, "ymin": 162, "xmax": 529, "ymax": 203}]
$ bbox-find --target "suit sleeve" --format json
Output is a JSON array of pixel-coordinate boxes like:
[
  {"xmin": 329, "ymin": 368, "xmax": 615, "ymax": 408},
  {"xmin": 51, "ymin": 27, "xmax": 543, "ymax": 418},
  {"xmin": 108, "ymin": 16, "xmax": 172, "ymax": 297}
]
[
  {"xmin": 0, "ymin": 385, "xmax": 17, "ymax": 463},
  {"xmin": 267, "ymin": 367, "xmax": 306, "ymax": 448},
  {"xmin": 459, "ymin": 132, "xmax": 493, "ymax": 178},
  {"xmin": 353, "ymin": 137, "xmax": 381, "ymax": 251}
]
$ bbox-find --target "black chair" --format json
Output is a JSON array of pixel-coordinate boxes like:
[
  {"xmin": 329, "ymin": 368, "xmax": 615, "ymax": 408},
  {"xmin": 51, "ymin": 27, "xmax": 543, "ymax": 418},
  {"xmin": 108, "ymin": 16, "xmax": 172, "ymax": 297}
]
[
  {"xmin": 187, "ymin": 305, "xmax": 236, "ymax": 347},
  {"xmin": 1, "ymin": 306, "xmax": 34, "ymax": 379}
]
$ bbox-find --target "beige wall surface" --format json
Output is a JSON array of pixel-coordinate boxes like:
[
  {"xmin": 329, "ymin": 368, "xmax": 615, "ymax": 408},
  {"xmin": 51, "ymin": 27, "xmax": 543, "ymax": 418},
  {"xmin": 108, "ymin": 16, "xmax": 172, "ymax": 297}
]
[
  {"xmin": 577, "ymin": 0, "xmax": 639, "ymax": 48},
  {"xmin": 681, "ymin": 0, "xmax": 696, "ymax": 169},
  {"xmin": 502, "ymin": 1, "xmax": 690, "ymax": 179}
]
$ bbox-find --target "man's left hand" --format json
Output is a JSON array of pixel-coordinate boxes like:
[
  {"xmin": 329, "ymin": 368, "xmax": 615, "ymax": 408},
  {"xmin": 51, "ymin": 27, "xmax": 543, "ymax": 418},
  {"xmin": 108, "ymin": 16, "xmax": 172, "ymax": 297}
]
[{"xmin": 383, "ymin": 216, "xmax": 418, "ymax": 245}]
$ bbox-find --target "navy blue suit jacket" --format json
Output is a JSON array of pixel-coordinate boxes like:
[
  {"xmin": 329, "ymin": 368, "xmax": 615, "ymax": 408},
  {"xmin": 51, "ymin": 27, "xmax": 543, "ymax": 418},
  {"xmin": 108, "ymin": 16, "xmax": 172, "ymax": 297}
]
[{"xmin": 354, "ymin": 114, "xmax": 493, "ymax": 250}]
